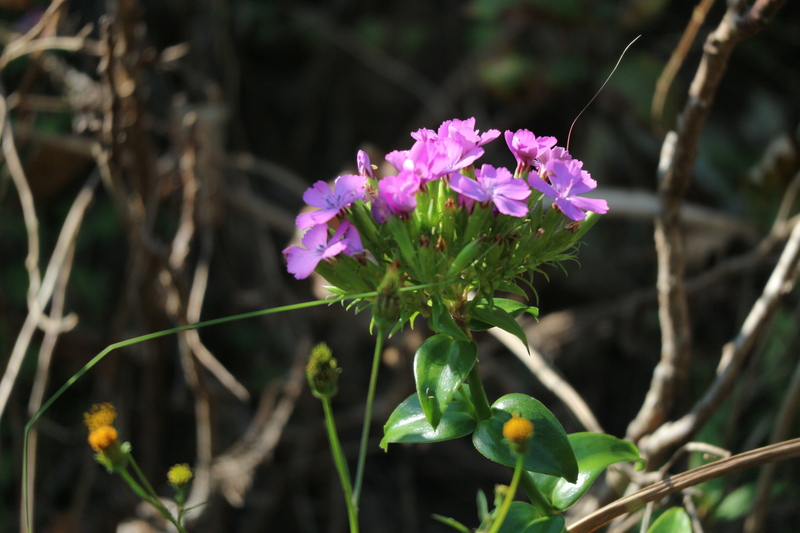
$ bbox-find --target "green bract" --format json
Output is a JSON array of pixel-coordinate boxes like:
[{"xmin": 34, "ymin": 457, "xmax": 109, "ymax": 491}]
[{"xmin": 318, "ymin": 176, "xmax": 600, "ymax": 335}]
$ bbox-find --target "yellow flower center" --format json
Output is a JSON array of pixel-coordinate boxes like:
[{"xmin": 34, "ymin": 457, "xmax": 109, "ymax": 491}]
[
  {"xmin": 88, "ymin": 425, "xmax": 119, "ymax": 452},
  {"xmin": 502, "ymin": 414, "xmax": 534, "ymax": 444},
  {"xmin": 168, "ymin": 464, "xmax": 193, "ymax": 486},
  {"xmin": 84, "ymin": 403, "xmax": 117, "ymax": 431}
]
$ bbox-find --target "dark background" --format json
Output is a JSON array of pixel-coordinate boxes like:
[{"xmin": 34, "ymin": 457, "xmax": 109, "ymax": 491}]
[{"xmin": 1, "ymin": 0, "xmax": 799, "ymax": 531}]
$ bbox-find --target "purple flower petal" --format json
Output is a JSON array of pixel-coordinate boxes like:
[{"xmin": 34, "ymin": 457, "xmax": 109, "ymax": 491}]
[
  {"xmin": 283, "ymin": 223, "xmax": 350, "ymax": 279},
  {"xmin": 529, "ymin": 159, "xmax": 608, "ymax": 221},
  {"xmin": 296, "ymin": 174, "xmax": 366, "ymax": 229}
]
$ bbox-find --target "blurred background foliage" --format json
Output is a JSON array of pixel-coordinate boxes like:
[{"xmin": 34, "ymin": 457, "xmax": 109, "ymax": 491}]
[{"xmin": 1, "ymin": 0, "xmax": 799, "ymax": 531}]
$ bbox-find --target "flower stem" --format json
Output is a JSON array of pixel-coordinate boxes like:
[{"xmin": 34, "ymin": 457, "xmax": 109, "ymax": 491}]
[
  {"xmin": 128, "ymin": 454, "xmax": 160, "ymax": 503},
  {"xmin": 467, "ymin": 363, "xmax": 492, "ymax": 421},
  {"xmin": 520, "ymin": 471, "xmax": 556, "ymax": 516},
  {"xmin": 352, "ymin": 324, "xmax": 386, "ymax": 508},
  {"xmin": 322, "ymin": 398, "xmax": 359, "ymax": 533},
  {"xmin": 488, "ymin": 454, "xmax": 525, "ymax": 533}
]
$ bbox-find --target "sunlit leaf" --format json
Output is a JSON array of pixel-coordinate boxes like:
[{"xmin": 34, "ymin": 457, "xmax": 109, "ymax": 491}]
[
  {"xmin": 414, "ymin": 334, "xmax": 478, "ymax": 428},
  {"xmin": 381, "ymin": 392, "xmax": 477, "ymax": 450},
  {"xmin": 472, "ymin": 394, "xmax": 577, "ymax": 482},
  {"xmin": 529, "ymin": 432, "xmax": 644, "ymax": 510}
]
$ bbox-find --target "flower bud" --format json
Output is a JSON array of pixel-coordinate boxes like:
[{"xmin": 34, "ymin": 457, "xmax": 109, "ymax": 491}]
[
  {"xmin": 306, "ymin": 343, "xmax": 341, "ymax": 399},
  {"xmin": 373, "ymin": 262, "xmax": 402, "ymax": 331},
  {"xmin": 502, "ymin": 413, "xmax": 534, "ymax": 455},
  {"xmin": 168, "ymin": 463, "xmax": 194, "ymax": 487}
]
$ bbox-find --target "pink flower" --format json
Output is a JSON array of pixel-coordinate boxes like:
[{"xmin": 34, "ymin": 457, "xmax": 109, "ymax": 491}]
[
  {"xmin": 374, "ymin": 170, "xmax": 422, "ymax": 221},
  {"xmin": 529, "ymin": 159, "xmax": 609, "ymax": 221},
  {"xmin": 505, "ymin": 129, "xmax": 557, "ymax": 171},
  {"xmin": 296, "ymin": 174, "xmax": 367, "ymax": 229},
  {"xmin": 283, "ymin": 221, "xmax": 362, "ymax": 279},
  {"xmin": 450, "ymin": 164, "xmax": 531, "ymax": 217},
  {"xmin": 357, "ymin": 150, "xmax": 374, "ymax": 178}
]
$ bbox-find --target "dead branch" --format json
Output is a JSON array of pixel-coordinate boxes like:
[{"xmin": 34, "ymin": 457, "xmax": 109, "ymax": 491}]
[
  {"xmin": 568, "ymin": 437, "xmax": 800, "ymax": 533},
  {"xmin": 626, "ymin": 0, "xmax": 787, "ymax": 444}
]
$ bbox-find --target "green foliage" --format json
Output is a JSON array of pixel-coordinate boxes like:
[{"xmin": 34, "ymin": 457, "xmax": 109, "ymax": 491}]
[
  {"xmin": 413, "ymin": 334, "xmax": 477, "ymax": 429},
  {"xmin": 473, "ymin": 394, "xmax": 578, "ymax": 482},
  {"xmin": 494, "ymin": 504, "xmax": 565, "ymax": 533},
  {"xmin": 528, "ymin": 432, "xmax": 644, "ymax": 510},
  {"xmin": 646, "ymin": 507, "xmax": 692, "ymax": 533},
  {"xmin": 381, "ymin": 391, "xmax": 477, "ymax": 449}
]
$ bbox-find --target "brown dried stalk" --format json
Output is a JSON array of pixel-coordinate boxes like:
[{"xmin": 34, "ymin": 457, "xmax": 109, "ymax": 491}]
[{"xmin": 568, "ymin": 438, "xmax": 800, "ymax": 533}]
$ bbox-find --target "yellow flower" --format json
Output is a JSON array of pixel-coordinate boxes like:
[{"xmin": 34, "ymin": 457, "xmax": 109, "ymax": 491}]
[
  {"xmin": 168, "ymin": 464, "xmax": 193, "ymax": 486},
  {"xmin": 84, "ymin": 403, "xmax": 117, "ymax": 431},
  {"xmin": 502, "ymin": 413, "xmax": 534, "ymax": 454},
  {"xmin": 88, "ymin": 425, "xmax": 119, "ymax": 452}
]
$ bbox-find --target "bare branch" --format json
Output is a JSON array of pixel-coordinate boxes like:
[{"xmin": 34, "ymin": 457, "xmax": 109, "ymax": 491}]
[
  {"xmin": 626, "ymin": 0, "xmax": 786, "ymax": 444},
  {"xmin": 568, "ymin": 438, "xmax": 800, "ymax": 533}
]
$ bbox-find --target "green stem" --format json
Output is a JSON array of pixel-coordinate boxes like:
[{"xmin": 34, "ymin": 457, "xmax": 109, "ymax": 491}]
[
  {"xmin": 488, "ymin": 454, "xmax": 525, "ymax": 533},
  {"xmin": 128, "ymin": 454, "xmax": 160, "ymax": 503},
  {"xmin": 322, "ymin": 398, "xmax": 359, "ymax": 533},
  {"xmin": 520, "ymin": 471, "xmax": 556, "ymax": 516},
  {"xmin": 117, "ymin": 468, "xmax": 171, "ymax": 521},
  {"xmin": 467, "ymin": 364, "xmax": 492, "ymax": 421},
  {"xmin": 352, "ymin": 324, "xmax": 386, "ymax": 508}
]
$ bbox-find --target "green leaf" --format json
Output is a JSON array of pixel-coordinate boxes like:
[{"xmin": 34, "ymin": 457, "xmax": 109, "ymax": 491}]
[
  {"xmin": 430, "ymin": 295, "xmax": 469, "ymax": 339},
  {"xmin": 529, "ymin": 432, "xmax": 644, "ymax": 510},
  {"xmin": 496, "ymin": 503, "xmax": 565, "ymax": 533},
  {"xmin": 472, "ymin": 394, "xmax": 578, "ymax": 482},
  {"xmin": 381, "ymin": 392, "xmax": 477, "ymax": 450},
  {"xmin": 646, "ymin": 507, "xmax": 692, "ymax": 533},
  {"xmin": 432, "ymin": 514, "xmax": 472, "ymax": 533},
  {"xmin": 414, "ymin": 334, "xmax": 478, "ymax": 429},
  {"xmin": 470, "ymin": 301, "xmax": 530, "ymax": 352}
]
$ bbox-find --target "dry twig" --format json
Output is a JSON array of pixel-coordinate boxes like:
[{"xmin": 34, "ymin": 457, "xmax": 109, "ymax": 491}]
[
  {"xmin": 626, "ymin": 0, "xmax": 788, "ymax": 445},
  {"xmin": 568, "ymin": 438, "xmax": 800, "ymax": 533}
]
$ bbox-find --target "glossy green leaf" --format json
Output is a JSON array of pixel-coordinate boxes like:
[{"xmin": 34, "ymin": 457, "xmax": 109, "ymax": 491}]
[
  {"xmin": 430, "ymin": 295, "xmax": 468, "ymax": 339},
  {"xmin": 381, "ymin": 392, "xmax": 477, "ymax": 450},
  {"xmin": 646, "ymin": 507, "xmax": 692, "ymax": 533},
  {"xmin": 529, "ymin": 432, "xmax": 644, "ymax": 510},
  {"xmin": 470, "ymin": 301, "xmax": 530, "ymax": 352},
  {"xmin": 414, "ymin": 334, "xmax": 477, "ymax": 429},
  {"xmin": 496, "ymin": 503, "xmax": 565, "ymax": 533},
  {"xmin": 472, "ymin": 394, "xmax": 578, "ymax": 482}
]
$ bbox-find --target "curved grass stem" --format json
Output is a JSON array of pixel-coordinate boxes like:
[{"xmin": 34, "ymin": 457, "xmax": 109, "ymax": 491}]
[{"xmin": 352, "ymin": 324, "xmax": 387, "ymax": 509}]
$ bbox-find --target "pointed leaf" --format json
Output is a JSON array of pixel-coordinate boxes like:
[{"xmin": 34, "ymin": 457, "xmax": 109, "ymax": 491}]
[
  {"xmin": 529, "ymin": 432, "xmax": 644, "ymax": 510},
  {"xmin": 470, "ymin": 302, "xmax": 530, "ymax": 352},
  {"xmin": 646, "ymin": 507, "xmax": 692, "ymax": 533},
  {"xmin": 414, "ymin": 334, "xmax": 478, "ymax": 429},
  {"xmin": 430, "ymin": 295, "xmax": 469, "ymax": 339},
  {"xmin": 473, "ymin": 394, "xmax": 578, "ymax": 482},
  {"xmin": 432, "ymin": 514, "xmax": 471, "ymax": 533},
  {"xmin": 496, "ymin": 504, "xmax": 565, "ymax": 533},
  {"xmin": 381, "ymin": 392, "xmax": 477, "ymax": 450}
]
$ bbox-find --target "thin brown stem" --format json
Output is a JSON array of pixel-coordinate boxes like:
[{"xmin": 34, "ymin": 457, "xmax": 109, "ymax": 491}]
[{"xmin": 568, "ymin": 438, "xmax": 800, "ymax": 533}]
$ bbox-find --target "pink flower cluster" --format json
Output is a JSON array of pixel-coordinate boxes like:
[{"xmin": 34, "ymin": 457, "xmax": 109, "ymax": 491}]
[{"xmin": 283, "ymin": 118, "xmax": 608, "ymax": 279}]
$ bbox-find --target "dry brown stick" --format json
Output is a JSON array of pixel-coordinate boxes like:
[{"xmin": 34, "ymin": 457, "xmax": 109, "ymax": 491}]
[
  {"xmin": 626, "ymin": 0, "xmax": 787, "ymax": 444},
  {"xmin": 639, "ymin": 213, "xmax": 800, "ymax": 461},
  {"xmin": 22, "ymin": 239, "xmax": 78, "ymax": 533},
  {"xmin": 651, "ymin": 0, "xmax": 717, "ymax": 138},
  {"xmin": 0, "ymin": 92, "xmax": 82, "ymax": 418},
  {"xmin": 489, "ymin": 328, "xmax": 603, "ymax": 433},
  {"xmin": 568, "ymin": 437, "xmax": 800, "ymax": 533}
]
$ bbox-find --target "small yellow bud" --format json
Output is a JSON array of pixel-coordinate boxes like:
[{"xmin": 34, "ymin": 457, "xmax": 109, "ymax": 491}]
[
  {"xmin": 167, "ymin": 464, "xmax": 193, "ymax": 487},
  {"xmin": 84, "ymin": 403, "xmax": 117, "ymax": 431},
  {"xmin": 88, "ymin": 425, "xmax": 119, "ymax": 452},
  {"xmin": 502, "ymin": 413, "xmax": 534, "ymax": 454}
]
